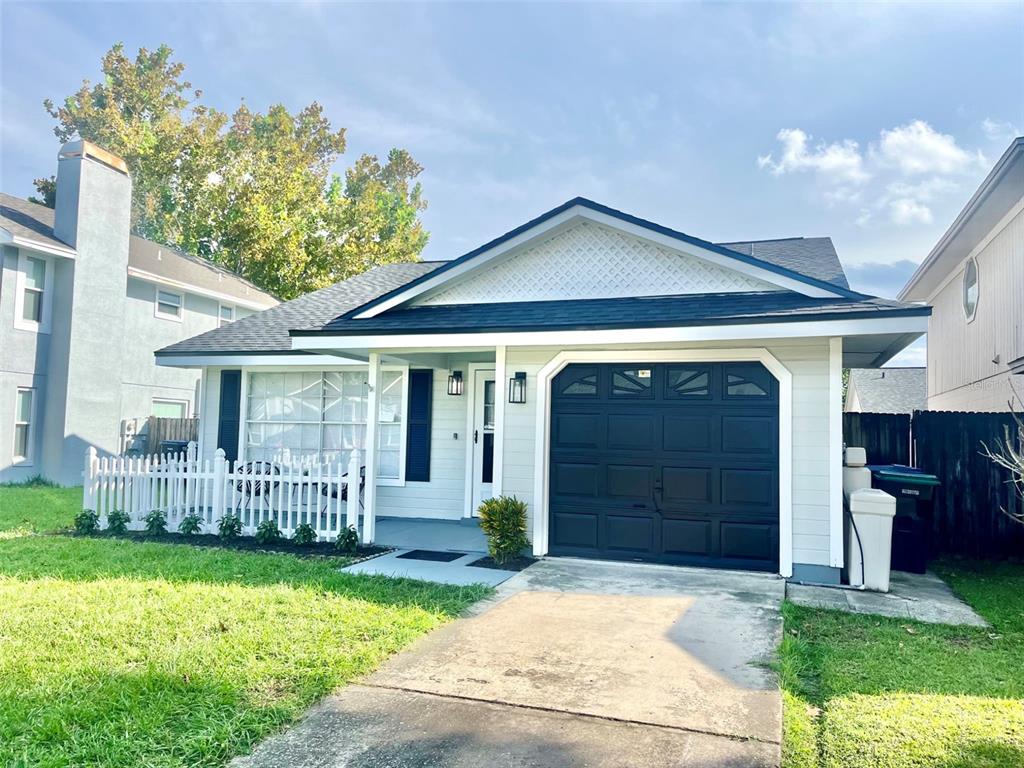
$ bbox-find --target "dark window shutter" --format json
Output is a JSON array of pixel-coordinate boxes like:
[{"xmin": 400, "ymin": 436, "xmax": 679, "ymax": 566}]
[
  {"xmin": 405, "ymin": 369, "xmax": 433, "ymax": 481},
  {"xmin": 217, "ymin": 370, "xmax": 242, "ymax": 462}
]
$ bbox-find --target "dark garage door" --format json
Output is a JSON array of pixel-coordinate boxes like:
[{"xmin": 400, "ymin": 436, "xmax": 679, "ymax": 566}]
[{"xmin": 549, "ymin": 362, "xmax": 780, "ymax": 571}]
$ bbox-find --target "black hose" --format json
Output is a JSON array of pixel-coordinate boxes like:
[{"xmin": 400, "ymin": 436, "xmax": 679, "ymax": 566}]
[{"xmin": 845, "ymin": 501, "xmax": 867, "ymax": 587}]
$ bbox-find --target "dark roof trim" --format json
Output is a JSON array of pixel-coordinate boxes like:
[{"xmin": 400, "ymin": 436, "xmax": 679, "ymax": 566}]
[
  {"xmin": 291, "ymin": 304, "xmax": 930, "ymax": 338},
  {"xmin": 347, "ymin": 197, "xmax": 867, "ymax": 317}
]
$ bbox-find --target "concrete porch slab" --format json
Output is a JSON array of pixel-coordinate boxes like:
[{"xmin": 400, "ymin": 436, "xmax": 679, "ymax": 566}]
[
  {"xmin": 342, "ymin": 549, "xmax": 516, "ymax": 587},
  {"xmin": 786, "ymin": 570, "xmax": 988, "ymax": 626},
  {"xmin": 373, "ymin": 517, "xmax": 488, "ymax": 552}
]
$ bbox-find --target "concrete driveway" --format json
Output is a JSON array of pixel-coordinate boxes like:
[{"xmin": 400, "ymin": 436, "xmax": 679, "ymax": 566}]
[{"xmin": 234, "ymin": 558, "xmax": 785, "ymax": 768}]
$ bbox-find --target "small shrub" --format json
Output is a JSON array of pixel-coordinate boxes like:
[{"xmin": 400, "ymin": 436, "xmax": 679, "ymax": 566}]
[
  {"xmin": 178, "ymin": 513, "xmax": 203, "ymax": 536},
  {"xmin": 335, "ymin": 525, "xmax": 359, "ymax": 554},
  {"xmin": 143, "ymin": 509, "xmax": 167, "ymax": 536},
  {"xmin": 74, "ymin": 509, "xmax": 100, "ymax": 535},
  {"xmin": 478, "ymin": 495, "xmax": 529, "ymax": 565},
  {"xmin": 106, "ymin": 509, "xmax": 131, "ymax": 534},
  {"xmin": 218, "ymin": 514, "xmax": 243, "ymax": 540},
  {"xmin": 292, "ymin": 523, "xmax": 317, "ymax": 546},
  {"xmin": 255, "ymin": 519, "xmax": 282, "ymax": 545}
]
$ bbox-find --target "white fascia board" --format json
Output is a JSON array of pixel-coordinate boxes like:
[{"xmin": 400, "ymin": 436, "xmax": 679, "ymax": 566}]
[
  {"xmin": 291, "ymin": 315, "xmax": 929, "ymax": 352},
  {"xmin": 156, "ymin": 353, "xmax": 367, "ymax": 368},
  {"xmin": 353, "ymin": 206, "xmax": 846, "ymax": 318},
  {"xmin": 128, "ymin": 266, "xmax": 275, "ymax": 311},
  {"xmin": 0, "ymin": 228, "xmax": 77, "ymax": 259}
]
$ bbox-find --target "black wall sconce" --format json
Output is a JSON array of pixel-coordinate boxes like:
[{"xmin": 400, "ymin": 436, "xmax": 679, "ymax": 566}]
[
  {"xmin": 447, "ymin": 370, "xmax": 464, "ymax": 396},
  {"xmin": 508, "ymin": 371, "xmax": 527, "ymax": 404}
]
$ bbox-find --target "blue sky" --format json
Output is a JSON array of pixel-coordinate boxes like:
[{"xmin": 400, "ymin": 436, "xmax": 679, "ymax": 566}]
[{"xmin": 3, "ymin": 2, "xmax": 1022, "ymax": 363}]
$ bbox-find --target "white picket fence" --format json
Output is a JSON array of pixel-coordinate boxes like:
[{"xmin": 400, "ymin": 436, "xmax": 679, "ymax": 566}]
[{"xmin": 82, "ymin": 444, "xmax": 362, "ymax": 541}]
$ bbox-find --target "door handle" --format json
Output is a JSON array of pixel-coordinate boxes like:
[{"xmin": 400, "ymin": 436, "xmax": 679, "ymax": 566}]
[{"xmin": 474, "ymin": 429, "xmax": 479, "ymax": 444}]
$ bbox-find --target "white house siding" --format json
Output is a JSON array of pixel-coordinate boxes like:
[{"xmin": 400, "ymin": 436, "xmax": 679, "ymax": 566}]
[
  {"xmin": 376, "ymin": 368, "xmax": 466, "ymax": 520},
  {"xmin": 500, "ymin": 338, "xmax": 834, "ymax": 568},
  {"xmin": 926, "ymin": 202, "xmax": 1024, "ymax": 412}
]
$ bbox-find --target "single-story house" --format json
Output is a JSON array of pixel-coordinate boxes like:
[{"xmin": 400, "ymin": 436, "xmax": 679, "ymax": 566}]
[
  {"xmin": 844, "ymin": 367, "xmax": 927, "ymax": 414},
  {"xmin": 156, "ymin": 198, "xmax": 930, "ymax": 582}
]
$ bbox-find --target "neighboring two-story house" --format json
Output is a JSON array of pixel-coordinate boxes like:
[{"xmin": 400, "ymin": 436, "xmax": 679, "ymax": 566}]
[
  {"xmin": 899, "ymin": 136, "xmax": 1024, "ymax": 411},
  {"xmin": 1, "ymin": 140, "xmax": 278, "ymax": 485}
]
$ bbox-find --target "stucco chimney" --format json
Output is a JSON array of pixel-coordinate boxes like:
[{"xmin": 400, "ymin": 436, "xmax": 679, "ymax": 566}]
[{"xmin": 41, "ymin": 140, "xmax": 133, "ymax": 484}]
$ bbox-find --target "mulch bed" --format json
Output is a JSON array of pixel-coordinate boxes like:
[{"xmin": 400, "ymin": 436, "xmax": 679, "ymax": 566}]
[
  {"xmin": 468, "ymin": 554, "xmax": 538, "ymax": 572},
  {"xmin": 76, "ymin": 530, "xmax": 391, "ymax": 563}
]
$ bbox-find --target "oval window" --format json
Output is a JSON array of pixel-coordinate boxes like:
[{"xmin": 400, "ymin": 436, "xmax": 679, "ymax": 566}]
[{"xmin": 963, "ymin": 258, "xmax": 979, "ymax": 320}]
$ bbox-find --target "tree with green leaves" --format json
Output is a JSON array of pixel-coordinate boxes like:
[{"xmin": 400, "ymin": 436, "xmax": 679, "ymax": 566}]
[{"xmin": 36, "ymin": 43, "xmax": 428, "ymax": 299}]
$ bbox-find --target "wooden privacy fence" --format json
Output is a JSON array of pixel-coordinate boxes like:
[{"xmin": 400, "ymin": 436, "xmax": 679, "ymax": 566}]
[
  {"xmin": 120, "ymin": 417, "xmax": 199, "ymax": 456},
  {"xmin": 843, "ymin": 412, "xmax": 911, "ymax": 465},
  {"xmin": 844, "ymin": 411, "xmax": 1024, "ymax": 559},
  {"xmin": 83, "ymin": 444, "xmax": 362, "ymax": 542}
]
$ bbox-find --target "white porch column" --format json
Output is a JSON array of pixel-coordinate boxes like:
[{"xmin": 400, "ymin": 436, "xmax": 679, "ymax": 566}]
[
  {"xmin": 492, "ymin": 345, "xmax": 507, "ymax": 497},
  {"xmin": 362, "ymin": 352, "xmax": 381, "ymax": 544},
  {"xmin": 828, "ymin": 336, "xmax": 844, "ymax": 568}
]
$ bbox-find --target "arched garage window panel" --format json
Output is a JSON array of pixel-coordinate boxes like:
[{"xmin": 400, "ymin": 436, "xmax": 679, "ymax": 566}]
[
  {"xmin": 724, "ymin": 363, "xmax": 773, "ymax": 398},
  {"xmin": 963, "ymin": 257, "xmax": 979, "ymax": 321},
  {"xmin": 555, "ymin": 366, "xmax": 599, "ymax": 397}
]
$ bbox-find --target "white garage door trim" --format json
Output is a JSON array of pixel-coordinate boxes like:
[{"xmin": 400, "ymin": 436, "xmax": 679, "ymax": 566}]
[{"xmin": 532, "ymin": 347, "xmax": 794, "ymax": 577}]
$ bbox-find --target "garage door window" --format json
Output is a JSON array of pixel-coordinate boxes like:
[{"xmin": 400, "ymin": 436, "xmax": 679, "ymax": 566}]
[
  {"xmin": 558, "ymin": 367, "xmax": 598, "ymax": 396},
  {"xmin": 611, "ymin": 367, "xmax": 653, "ymax": 398},
  {"xmin": 725, "ymin": 365, "xmax": 771, "ymax": 397},
  {"xmin": 666, "ymin": 366, "xmax": 711, "ymax": 398}
]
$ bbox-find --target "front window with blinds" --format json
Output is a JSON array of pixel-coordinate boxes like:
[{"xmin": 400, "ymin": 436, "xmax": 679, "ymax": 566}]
[
  {"xmin": 13, "ymin": 388, "xmax": 34, "ymax": 463},
  {"xmin": 245, "ymin": 370, "xmax": 404, "ymax": 478},
  {"xmin": 156, "ymin": 290, "xmax": 183, "ymax": 320},
  {"xmin": 21, "ymin": 257, "xmax": 46, "ymax": 323}
]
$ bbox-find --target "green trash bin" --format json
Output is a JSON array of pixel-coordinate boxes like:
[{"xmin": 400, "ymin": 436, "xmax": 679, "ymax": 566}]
[{"xmin": 867, "ymin": 464, "xmax": 940, "ymax": 573}]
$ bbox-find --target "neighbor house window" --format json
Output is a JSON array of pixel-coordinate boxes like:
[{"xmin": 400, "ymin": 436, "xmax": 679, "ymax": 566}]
[
  {"xmin": 14, "ymin": 253, "xmax": 50, "ymax": 332},
  {"xmin": 13, "ymin": 388, "xmax": 34, "ymax": 463},
  {"xmin": 244, "ymin": 370, "xmax": 405, "ymax": 479},
  {"xmin": 152, "ymin": 399, "xmax": 188, "ymax": 419},
  {"xmin": 155, "ymin": 289, "xmax": 183, "ymax": 320},
  {"xmin": 963, "ymin": 258, "xmax": 979, "ymax": 321},
  {"xmin": 219, "ymin": 305, "xmax": 234, "ymax": 327}
]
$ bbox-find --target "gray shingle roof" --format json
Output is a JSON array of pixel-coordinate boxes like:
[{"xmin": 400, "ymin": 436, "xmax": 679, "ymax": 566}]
[
  {"xmin": 717, "ymin": 237, "xmax": 849, "ymax": 289},
  {"xmin": 0, "ymin": 193, "xmax": 276, "ymax": 306},
  {"xmin": 156, "ymin": 261, "xmax": 444, "ymax": 355},
  {"xmin": 0, "ymin": 193, "xmax": 70, "ymax": 251},
  {"xmin": 847, "ymin": 368, "xmax": 927, "ymax": 414},
  {"xmin": 301, "ymin": 292, "xmax": 927, "ymax": 337}
]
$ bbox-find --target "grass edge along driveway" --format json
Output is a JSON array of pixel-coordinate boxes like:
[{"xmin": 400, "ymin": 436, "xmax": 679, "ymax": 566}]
[
  {"xmin": 779, "ymin": 560, "xmax": 1024, "ymax": 768},
  {"xmin": 0, "ymin": 484, "xmax": 489, "ymax": 768}
]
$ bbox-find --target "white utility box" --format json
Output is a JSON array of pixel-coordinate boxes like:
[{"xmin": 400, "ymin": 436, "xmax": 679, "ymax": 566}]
[
  {"xmin": 843, "ymin": 445, "xmax": 872, "ymax": 496},
  {"xmin": 845, "ymin": 487, "xmax": 896, "ymax": 592}
]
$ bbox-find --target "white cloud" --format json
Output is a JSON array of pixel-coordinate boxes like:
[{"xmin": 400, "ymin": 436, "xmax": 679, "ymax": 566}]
[
  {"xmin": 757, "ymin": 128, "xmax": 870, "ymax": 185},
  {"xmin": 758, "ymin": 121, "xmax": 987, "ymax": 228},
  {"xmin": 874, "ymin": 120, "xmax": 983, "ymax": 175},
  {"xmin": 888, "ymin": 197, "xmax": 933, "ymax": 225},
  {"xmin": 981, "ymin": 117, "xmax": 1022, "ymax": 144}
]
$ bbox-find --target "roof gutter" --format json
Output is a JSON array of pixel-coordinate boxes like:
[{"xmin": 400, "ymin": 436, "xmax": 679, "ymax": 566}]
[
  {"xmin": 127, "ymin": 266, "xmax": 277, "ymax": 310},
  {"xmin": 0, "ymin": 228, "xmax": 77, "ymax": 259}
]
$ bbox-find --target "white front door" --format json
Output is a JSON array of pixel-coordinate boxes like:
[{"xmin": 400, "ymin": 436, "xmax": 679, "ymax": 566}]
[{"xmin": 471, "ymin": 371, "xmax": 496, "ymax": 515}]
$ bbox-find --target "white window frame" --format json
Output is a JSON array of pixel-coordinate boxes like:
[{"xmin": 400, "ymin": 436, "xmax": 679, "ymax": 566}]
[
  {"xmin": 218, "ymin": 303, "xmax": 235, "ymax": 327},
  {"xmin": 962, "ymin": 257, "xmax": 979, "ymax": 323},
  {"xmin": 152, "ymin": 398, "xmax": 189, "ymax": 419},
  {"xmin": 12, "ymin": 387, "xmax": 35, "ymax": 465},
  {"xmin": 238, "ymin": 366, "xmax": 408, "ymax": 486},
  {"xmin": 154, "ymin": 287, "xmax": 184, "ymax": 322},
  {"xmin": 13, "ymin": 252, "xmax": 52, "ymax": 333}
]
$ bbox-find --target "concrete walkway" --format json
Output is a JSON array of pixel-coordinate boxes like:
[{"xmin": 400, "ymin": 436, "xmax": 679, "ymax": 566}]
[
  {"xmin": 787, "ymin": 570, "xmax": 988, "ymax": 626},
  {"xmin": 233, "ymin": 558, "xmax": 785, "ymax": 768}
]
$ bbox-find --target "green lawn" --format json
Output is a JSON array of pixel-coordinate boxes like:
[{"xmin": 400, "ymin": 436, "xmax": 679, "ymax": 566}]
[
  {"xmin": 0, "ymin": 486, "xmax": 489, "ymax": 768},
  {"xmin": 0, "ymin": 479, "xmax": 80, "ymax": 534},
  {"xmin": 780, "ymin": 560, "xmax": 1024, "ymax": 768}
]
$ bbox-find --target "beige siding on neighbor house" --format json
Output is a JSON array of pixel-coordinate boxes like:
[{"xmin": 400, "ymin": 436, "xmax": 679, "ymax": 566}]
[
  {"xmin": 500, "ymin": 338, "xmax": 834, "ymax": 568},
  {"xmin": 926, "ymin": 201, "xmax": 1024, "ymax": 411}
]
